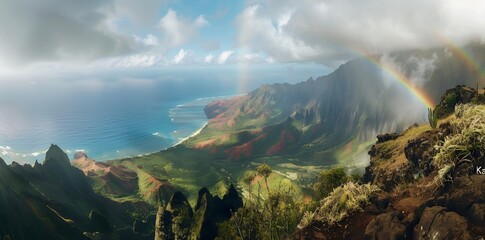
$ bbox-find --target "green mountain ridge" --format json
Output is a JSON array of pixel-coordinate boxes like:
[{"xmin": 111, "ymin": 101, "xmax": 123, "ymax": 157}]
[
  {"xmin": 184, "ymin": 45, "xmax": 485, "ymax": 169},
  {"xmin": 90, "ymin": 45, "xmax": 485, "ymax": 207},
  {"xmin": 1, "ymin": 145, "xmax": 155, "ymax": 240},
  {"xmin": 3, "ymin": 45, "xmax": 485, "ymax": 239}
]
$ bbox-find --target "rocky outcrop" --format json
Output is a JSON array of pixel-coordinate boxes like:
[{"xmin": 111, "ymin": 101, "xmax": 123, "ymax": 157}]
[
  {"xmin": 413, "ymin": 206, "xmax": 471, "ymax": 240},
  {"xmin": 0, "ymin": 156, "xmax": 89, "ymax": 240},
  {"xmin": 43, "ymin": 144, "xmax": 72, "ymax": 169},
  {"xmin": 191, "ymin": 188, "xmax": 219, "ymax": 240},
  {"xmin": 155, "ymin": 185, "xmax": 243, "ymax": 240},
  {"xmin": 155, "ymin": 208, "xmax": 174, "ymax": 240},
  {"xmin": 445, "ymin": 175, "xmax": 485, "ymax": 213},
  {"xmin": 298, "ymin": 98, "xmax": 485, "ymax": 239},
  {"xmin": 376, "ymin": 133, "xmax": 400, "ymax": 143},
  {"xmin": 222, "ymin": 184, "xmax": 243, "ymax": 214},
  {"xmin": 364, "ymin": 211, "xmax": 408, "ymax": 240},
  {"xmin": 466, "ymin": 203, "xmax": 485, "ymax": 225},
  {"xmin": 3, "ymin": 145, "xmax": 153, "ymax": 240},
  {"xmin": 155, "ymin": 192, "xmax": 193, "ymax": 240},
  {"xmin": 434, "ymin": 85, "xmax": 478, "ymax": 118}
]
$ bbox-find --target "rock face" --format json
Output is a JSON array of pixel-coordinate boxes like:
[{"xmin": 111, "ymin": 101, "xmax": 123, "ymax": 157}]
[
  {"xmin": 434, "ymin": 85, "xmax": 480, "ymax": 118},
  {"xmin": 222, "ymin": 184, "xmax": 243, "ymax": 214},
  {"xmin": 0, "ymin": 155, "xmax": 89, "ymax": 240},
  {"xmin": 364, "ymin": 211, "xmax": 408, "ymax": 240},
  {"xmin": 200, "ymin": 46, "xmax": 485, "ymax": 164},
  {"xmin": 413, "ymin": 206, "xmax": 471, "ymax": 240},
  {"xmin": 155, "ymin": 208, "xmax": 174, "ymax": 240},
  {"xmin": 376, "ymin": 133, "xmax": 400, "ymax": 144},
  {"xmin": 466, "ymin": 203, "xmax": 485, "ymax": 225},
  {"xmin": 297, "ymin": 96, "xmax": 485, "ymax": 239},
  {"xmin": 191, "ymin": 188, "xmax": 219, "ymax": 240},
  {"xmin": 446, "ymin": 175, "xmax": 485, "ymax": 213},
  {"xmin": 2, "ymin": 145, "xmax": 152, "ymax": 240},
  {"xmin": 43, "ymin": 144, "xmax": 72, "ymax": 169},
  {"xmin": 155, "ymin": 185, "xmax": 243, "ymax": 240}
]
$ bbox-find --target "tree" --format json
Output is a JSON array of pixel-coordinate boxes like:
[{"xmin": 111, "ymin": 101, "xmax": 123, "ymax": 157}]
[
  {"xmin": 313, "ymin": 167, "xmax": 348, "ymax": 199},
  {"xmin": 216, "ymin": 188, "xmax": 302, "ymax": 240},
  {"xmin": 257, "ymin": 163, "xmax": 272, "ymax": 194},
  {"xmin": 243, "ymin": 171, "xmax": 256, "ymax": 201}
]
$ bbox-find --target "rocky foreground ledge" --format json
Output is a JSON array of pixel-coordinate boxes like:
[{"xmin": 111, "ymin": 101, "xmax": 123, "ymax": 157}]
[{"xmin": 295, "ymin": 86, "xmax": 485, "ymax": 239}]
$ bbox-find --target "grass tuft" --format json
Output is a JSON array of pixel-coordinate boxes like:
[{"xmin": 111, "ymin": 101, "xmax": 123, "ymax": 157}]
[
  {"xmin": 433, "ymin": 104, "xmax": 485, "ymax": 185},
  {"xmin": 299, "ymin": 182, "xmax": 379, "ymax": 227}
]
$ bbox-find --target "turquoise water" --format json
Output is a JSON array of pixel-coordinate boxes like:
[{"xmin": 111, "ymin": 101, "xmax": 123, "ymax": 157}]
[{"xmin": 0, "ymin": 65, "xmax": 328, "ymax": 163}]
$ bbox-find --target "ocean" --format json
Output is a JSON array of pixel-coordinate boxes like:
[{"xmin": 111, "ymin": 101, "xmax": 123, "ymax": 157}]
[{"xmin": 0, "ymin": 65, "xmax": 328, "ymax": 163}]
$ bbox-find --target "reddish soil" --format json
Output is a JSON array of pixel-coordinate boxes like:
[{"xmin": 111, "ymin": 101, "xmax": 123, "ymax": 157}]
[
  {"xmin": 206, "ymin": 96, "xmax": 249, "ymax": 130},
  {"xmin": 226, "ymin": 142, "xmax": 254, "ymax": 160},
  {"xmin": 267, "ymin": 129, "xmax": 297, "ymax": 155}
]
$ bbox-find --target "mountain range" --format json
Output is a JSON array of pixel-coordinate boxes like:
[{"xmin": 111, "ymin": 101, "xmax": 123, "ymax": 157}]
[{"xmin": 2, "ymin": 44, "xmax": 485, "ymax": 239}]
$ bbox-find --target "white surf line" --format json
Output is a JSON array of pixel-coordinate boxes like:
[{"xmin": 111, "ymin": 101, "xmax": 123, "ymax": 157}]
[{"xmin": 173, "ymin": 123, "xmax": 207, "ymax": 147}]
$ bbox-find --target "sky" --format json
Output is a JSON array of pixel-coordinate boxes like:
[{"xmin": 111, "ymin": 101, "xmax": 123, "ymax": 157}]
[{"xmin": 1, "ymin": 0, "xmax": 485, "ymax": 77}]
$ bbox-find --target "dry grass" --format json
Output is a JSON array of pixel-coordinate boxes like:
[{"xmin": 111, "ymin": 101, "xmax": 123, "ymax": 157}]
[
  {"xmin": 298, "ymin": 182, "xmax": 379, "ymax": 228},
  {"xmin": 433, "ymin": 104, "xmax": 485, "ymax": 185}
]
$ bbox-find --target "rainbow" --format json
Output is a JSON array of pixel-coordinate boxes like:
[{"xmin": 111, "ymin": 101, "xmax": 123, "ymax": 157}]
[
  {"xmin": 437, "ymin": 34, "xmax": 485, "ymax": 84},
  {"xmin": 357, "ymin": 50, "xmax": 436, "ymax": 109}
]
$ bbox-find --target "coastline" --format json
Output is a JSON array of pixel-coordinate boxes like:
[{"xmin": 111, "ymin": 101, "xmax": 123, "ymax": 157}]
[
  {"xmin": 172, "ymin": 123, "xmax": 207, "ymax": 147},
  {"xmin": 107, "ymin": 122, "xmax": 208, "ymax": 162},
  {"xmin": 2, "ymin": 94, "xmax": 235, "ymax": 164}
]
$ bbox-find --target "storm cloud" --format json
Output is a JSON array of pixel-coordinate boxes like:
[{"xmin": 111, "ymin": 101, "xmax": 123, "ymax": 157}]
[
  {"xmin": 0, "ymin": 0, "xmax": 143, "ymax": 66},
  {"xmin": 237, "ymin": 0, "xmax": 485, "ymax": 63}
]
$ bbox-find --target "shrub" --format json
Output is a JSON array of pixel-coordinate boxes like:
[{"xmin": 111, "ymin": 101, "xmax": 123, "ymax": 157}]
[
  {"xmin": 313, "ymin": 167, "xmax": 348, "ymax": 199},
  {"xmin": 433, "ymin": 104, "xmax": 485, "ymax": 185},
  {"xmin": 299, "ymin": 182, "xmax": 379, "ymax": 228},
  {"xmin": 216, "ymin": 187, "xmax": 302, "ymax": 240},
  {"xmin": 444, "ymin": 92, "xmax": 458, "ymax": 106},
  {"xmin": 428, "ymin": 108, "xmax": 438, "ymax": 129}
]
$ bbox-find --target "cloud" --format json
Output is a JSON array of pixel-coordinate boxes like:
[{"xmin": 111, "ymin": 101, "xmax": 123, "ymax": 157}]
[
  {"xmin": 101, "ymin": 54, "xmax": 165, "ymax": 68},
  {"xmin": 237, "ymin": 0, "xmax": 485, "ymax": 64},
  {"xmin": 159, "ymin": 9, "xmax": 208, "ymax": 48},
  {"xmin": 133, "ymin": 34, "xmax": 159, "ymax": 46},
  {"xmin": 0, "ymin": 2, "xmax": 209, "ymax": 68},
  {"xmin": 217, "ymin": 51, "xmax": 233, "ymax": 64},
  {"xmin": 106, "ymin": 0, "xmax": 166, "ymax": 29},
  {"xmin": 173, "ymin": 49, "xmax": 189, "ymax": 64},
  {"xmin": 204, "ymin": 54, "xmax": 215, "ymax": 64},
  {"xmin": 236, "ymin": 5, "xmax": 321, "ymax": 63},
  {"xmin": 239, "ymin": 53, "xmax": 274, "ymax": 64},
  {"xmin": 0, "ymin": 0, "xmax": 139, "ymax": 66}
]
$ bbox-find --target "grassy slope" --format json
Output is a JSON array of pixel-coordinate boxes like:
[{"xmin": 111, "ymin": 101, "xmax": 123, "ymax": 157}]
[
  {"xmin": 107, "ymin": 123, "xmax": 369, "ymax": 206},
  {"xmin": 101, "ymin": 96, "xmax": 375, "ymax": 206}
]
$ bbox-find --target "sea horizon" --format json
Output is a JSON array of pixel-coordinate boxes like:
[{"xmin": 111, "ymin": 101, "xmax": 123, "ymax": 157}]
[
  {"xmin": 0, "ymin": 94, "xmax": 234, "ymax": 164},
  {"xmin": 0, "ymin": 66, "xmax": 327, "ymax": 164}
]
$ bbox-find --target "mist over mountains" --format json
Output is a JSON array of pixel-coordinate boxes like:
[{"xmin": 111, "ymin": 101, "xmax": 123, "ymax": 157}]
[
  {"xmin": 1, "ymin": 44, "xmax": 485, "ymax": 239},
  {"xmin": 214, "ymin": 44, "xmax": 484, "ymax": 141}
]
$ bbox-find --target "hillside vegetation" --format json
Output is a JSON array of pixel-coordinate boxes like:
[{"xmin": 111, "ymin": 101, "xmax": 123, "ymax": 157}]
[{"xmin": 296, "ymin": 87, "xmax": 485, "ymax": 239}]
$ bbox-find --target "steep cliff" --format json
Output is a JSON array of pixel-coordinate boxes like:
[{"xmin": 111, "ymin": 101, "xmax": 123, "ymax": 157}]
[
  {"xmin": 193, "ymin": 45, "xmax": 485, "ymax": 163},
  {"xmin": 2, "ymin": 145, "xmax": 154, "ymax": 240},
  {"xmin": 155, "ymin": 185, "xmax": 242, "ymax": 240},
  {"xmin": 295, "ymin": 87, "xmax": 485, "ymax": 239}
]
